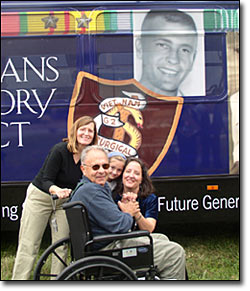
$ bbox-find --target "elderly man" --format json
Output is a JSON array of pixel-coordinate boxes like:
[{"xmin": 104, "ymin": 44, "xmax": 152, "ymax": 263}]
[{"xmin": 70, "ymin": 145, "xmax": 186, "ymax": 280}]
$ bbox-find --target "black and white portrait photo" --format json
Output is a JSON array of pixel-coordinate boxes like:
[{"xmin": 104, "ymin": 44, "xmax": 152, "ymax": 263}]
[{"xmin": 133, "ymin": 9, "xmax": 205, "ymax": 97}]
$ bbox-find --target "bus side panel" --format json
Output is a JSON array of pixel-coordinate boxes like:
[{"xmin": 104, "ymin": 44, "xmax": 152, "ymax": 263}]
[
  {"xmin": 1, "ymin": 36, "xmax": 78, "ymax": 181},
  {"xmin": 155, "ymin": 176, "xmax": 239, "ymax": 230},
  {"xmin": 1, "ymin": 3, "xmax": 239, "ymax": 231},
  {"xmin": 1, "ymin": 185, "xmax": 27, "ymax": 231}
]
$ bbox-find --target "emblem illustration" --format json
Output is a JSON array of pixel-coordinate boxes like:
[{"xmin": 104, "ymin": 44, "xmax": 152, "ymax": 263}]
[
  {"xmin": 67, "ymin": 72, "xmax": 183, "ymax": 175},
  {"xmin": 94, "ymin": 91, "xmax": 146, "ymax": 157}
]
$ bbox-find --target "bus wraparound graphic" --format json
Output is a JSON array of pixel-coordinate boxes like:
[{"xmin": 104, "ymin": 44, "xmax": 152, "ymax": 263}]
[{"xmin": 1, "ymin": 1, "xmax": 239, "ymax": 231}]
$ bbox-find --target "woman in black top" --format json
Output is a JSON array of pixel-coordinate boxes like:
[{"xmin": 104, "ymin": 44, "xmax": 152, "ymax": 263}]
[{"xmin": 12, "ymin": 116, "xmax": 98, "ymax": 280}]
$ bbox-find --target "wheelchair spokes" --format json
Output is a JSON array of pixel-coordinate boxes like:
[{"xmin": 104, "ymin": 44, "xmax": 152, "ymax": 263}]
[
  {"xmin": 33, "ymin": 237, "xmax": 71, "ymax": 280},
  {"xmin": 56, "ymin": 256, "xmax": 138, "ymax": 281}
]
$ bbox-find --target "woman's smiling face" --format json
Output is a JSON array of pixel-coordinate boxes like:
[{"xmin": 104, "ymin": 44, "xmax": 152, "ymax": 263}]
[
  {"xmin": 122, "ymin": 161, "xmax": 142, "ymax": 192},
  {"xmin": 76, "ymin": 122, "xmax": 95, "ymax": 146}
]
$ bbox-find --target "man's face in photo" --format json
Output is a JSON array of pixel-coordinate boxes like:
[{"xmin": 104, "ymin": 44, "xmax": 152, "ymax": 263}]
[{"xmin": 137, "ymin": 15, "xmax": 197, "ymax": 96}]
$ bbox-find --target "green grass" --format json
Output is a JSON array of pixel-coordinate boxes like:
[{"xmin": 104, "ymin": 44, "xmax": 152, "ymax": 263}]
[
  {"xmin": 174, "ymin": 233, "xmax": 239, "ymax": 280},
  {"xmin": 1, "ymin": 229, "xmax": 239, "ymax": 281},
  {"xmin": 1, "ymin": 234, "xmax": 47, "ymax": 280},
  {"xmin": 1, "ymin": 243, "xmax": 16, "ymax": 281}
]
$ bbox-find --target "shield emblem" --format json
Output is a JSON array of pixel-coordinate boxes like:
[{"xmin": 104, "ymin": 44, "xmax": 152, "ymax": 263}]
[{"xmin": 67, "ymin": 72, "xmax": 183, "ymax": 176}]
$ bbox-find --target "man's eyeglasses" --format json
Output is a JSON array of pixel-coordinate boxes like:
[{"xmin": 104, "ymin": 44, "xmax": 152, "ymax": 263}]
[{"xmin": 83, "ymin": 163, "xmax": 110, "ymax": 171}]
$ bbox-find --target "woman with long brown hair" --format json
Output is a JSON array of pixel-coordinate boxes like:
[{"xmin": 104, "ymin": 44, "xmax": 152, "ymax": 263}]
[
  {"xmin": 115, "ymin": 157, "xmax": 158, "ymax": 233},
  {"xmin": 12, "ymin": 116, "xmax": 98, "ymax": 280}
]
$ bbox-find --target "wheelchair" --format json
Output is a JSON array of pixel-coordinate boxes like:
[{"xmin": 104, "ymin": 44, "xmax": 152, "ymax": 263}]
[{"xmin": 33, "ymin": 201, "xmax": 159, "ymax": 280}]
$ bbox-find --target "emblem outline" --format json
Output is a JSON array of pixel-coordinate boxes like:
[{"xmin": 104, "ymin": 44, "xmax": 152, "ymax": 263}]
[{"xmin": 68, "ymin": 71, "xmax": 183, "ymax": 176}]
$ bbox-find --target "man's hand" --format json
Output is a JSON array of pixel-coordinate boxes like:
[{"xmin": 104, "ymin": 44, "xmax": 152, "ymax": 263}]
[
  {"xmin": 121, "ymin": 192, "xmax": 137, "ymax": 203},
  {"xmin": 118, "ymin": 200, "xmax": 140, "ymax": 217}
]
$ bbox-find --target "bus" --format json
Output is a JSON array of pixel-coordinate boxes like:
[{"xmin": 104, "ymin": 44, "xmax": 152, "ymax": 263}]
[{"xmin": 1, "ymin": 1, "xmax": 239, "ymax": 232}]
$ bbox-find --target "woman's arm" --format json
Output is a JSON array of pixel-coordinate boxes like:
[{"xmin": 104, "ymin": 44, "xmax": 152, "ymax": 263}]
[
  {"xmin": 135, "ymin": 194, "xmax": 158, "ymax": 232},
  {"xmin": 42, "ymin": 143, "xmax": 74, "ymax": 198},
  {"xmin": 115, "ymin": 192, "xmax": 158, "ymax": 232},
  {"xmin": 134, "ymin": 212, "xmax": 157, "ymax": 233}
]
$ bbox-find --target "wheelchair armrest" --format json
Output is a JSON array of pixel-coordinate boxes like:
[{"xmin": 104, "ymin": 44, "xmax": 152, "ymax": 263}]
[
  {"xmin": 92, "ymin": 230, "xmax": 151, "ymax": 244},
  {"xmin": 62, "ymin": 201, "xmax": 85, "ymax": 210}
]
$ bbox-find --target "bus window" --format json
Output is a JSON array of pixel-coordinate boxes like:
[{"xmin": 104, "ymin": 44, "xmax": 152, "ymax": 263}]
[{"xmin": 227, "ymin": 31, "xmax": 239, "ymax": 175}]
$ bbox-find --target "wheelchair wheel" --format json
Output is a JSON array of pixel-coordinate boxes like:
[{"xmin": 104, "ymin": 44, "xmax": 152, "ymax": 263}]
[
  {"xmin": 33, "ymin": 237, "xmax": 71, "ymax": 280},
  {"xmin": 56, "ymin": 255, "xmax": 138, "ymax": 281}
]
